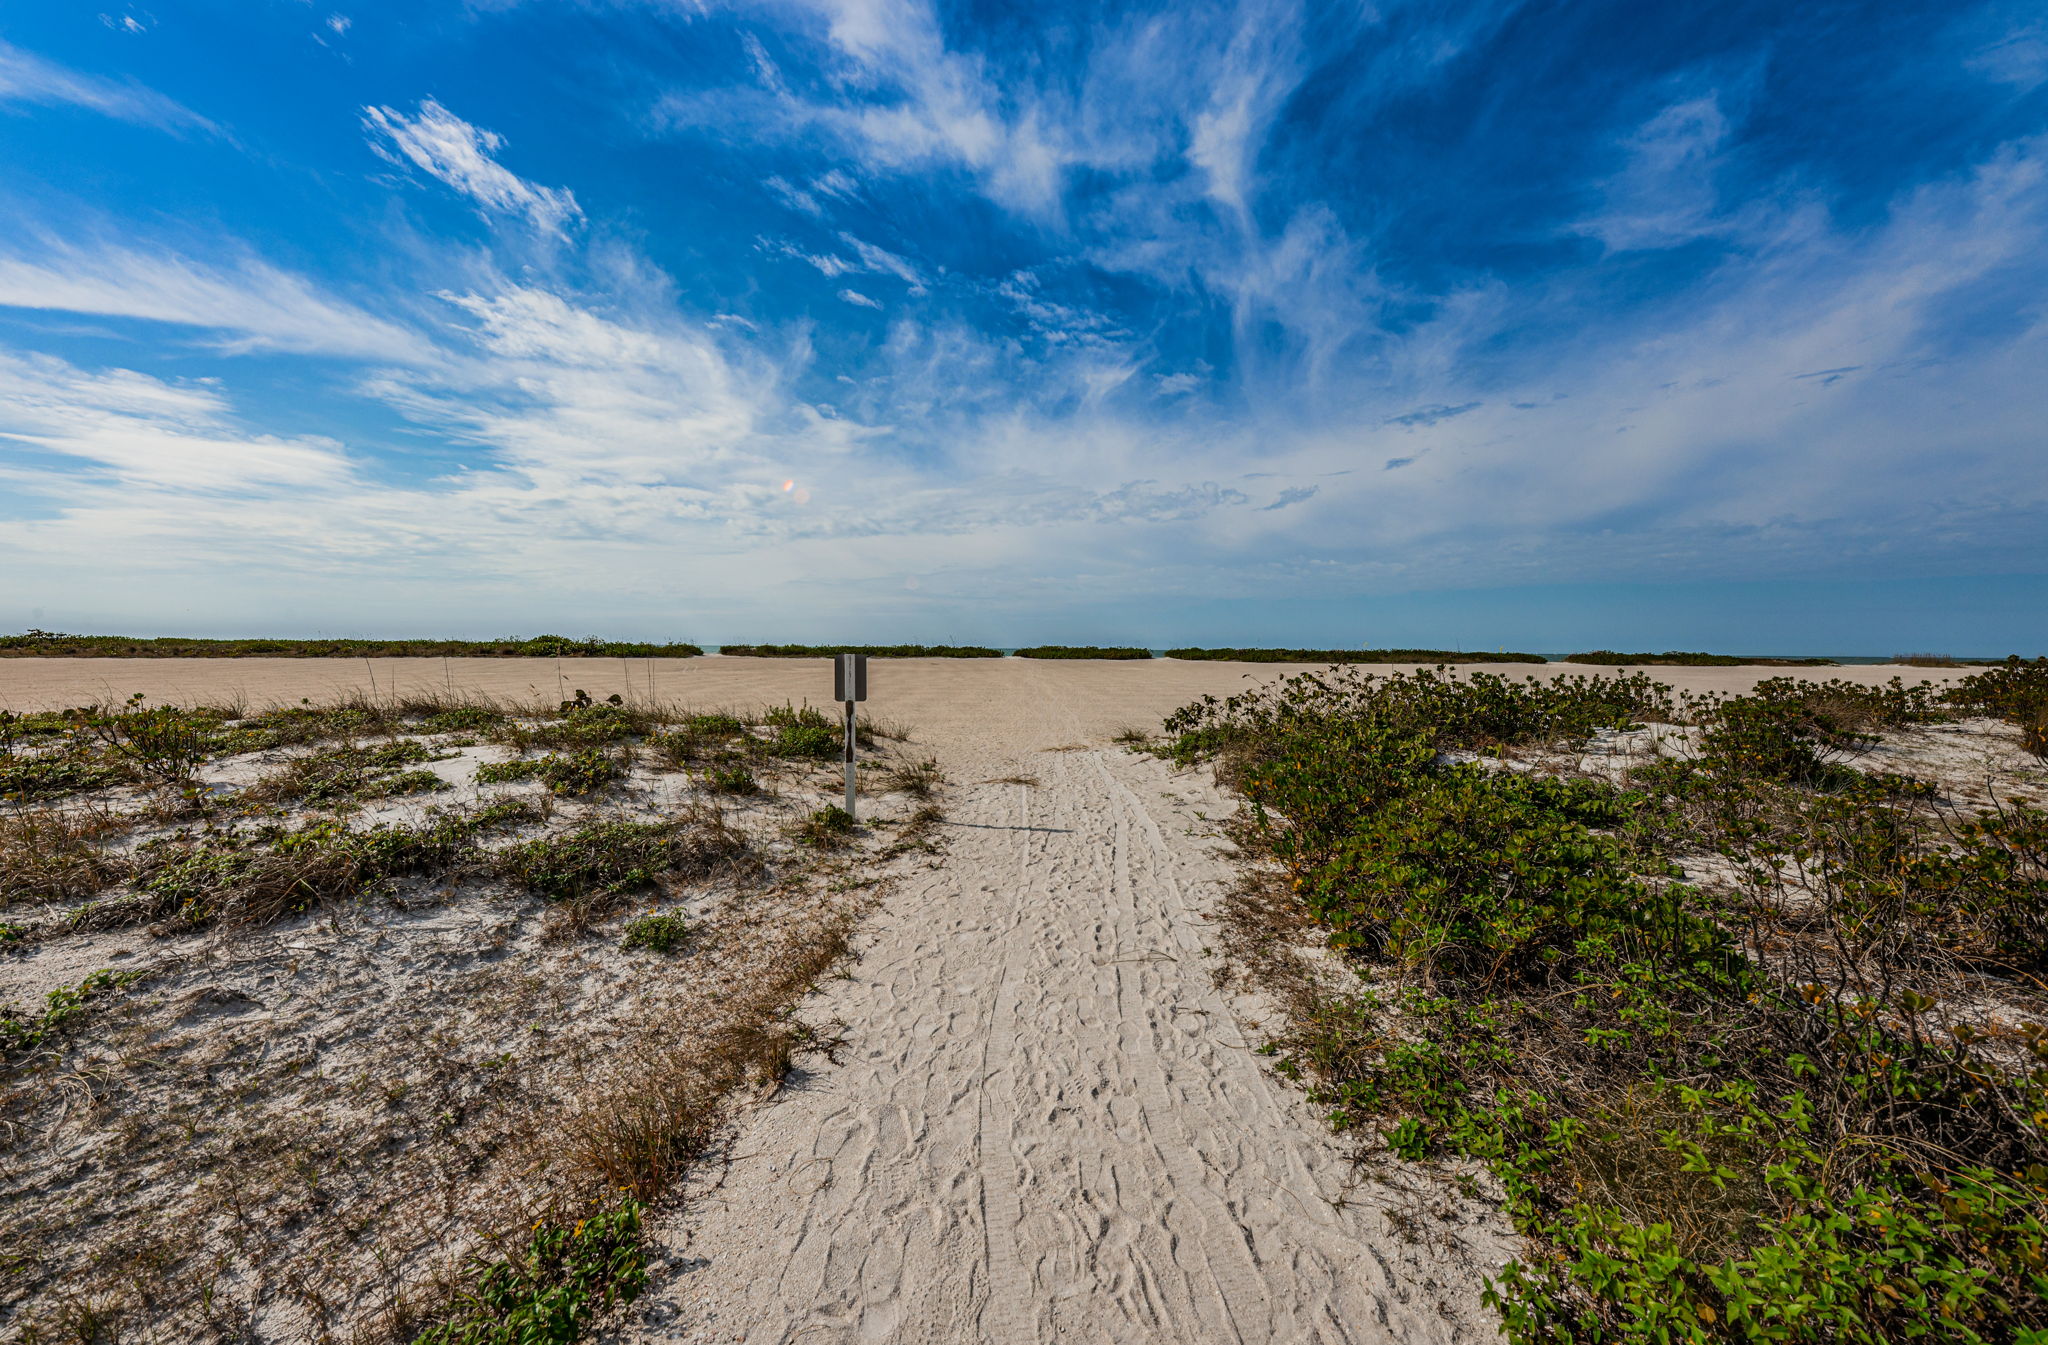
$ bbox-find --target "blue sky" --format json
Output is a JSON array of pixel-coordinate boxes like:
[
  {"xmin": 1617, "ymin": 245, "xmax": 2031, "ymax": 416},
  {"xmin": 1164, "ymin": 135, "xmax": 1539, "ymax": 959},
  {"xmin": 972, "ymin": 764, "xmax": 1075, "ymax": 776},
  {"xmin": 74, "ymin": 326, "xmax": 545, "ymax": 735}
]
[{"xmin": 0, "ymin": 0, "xmax": 2044, "ymax": 651}]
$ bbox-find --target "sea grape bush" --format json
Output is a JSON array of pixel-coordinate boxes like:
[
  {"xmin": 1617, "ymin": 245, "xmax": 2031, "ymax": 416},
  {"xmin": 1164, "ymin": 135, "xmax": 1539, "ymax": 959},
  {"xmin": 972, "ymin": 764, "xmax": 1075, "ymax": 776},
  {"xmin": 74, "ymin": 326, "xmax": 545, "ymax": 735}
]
[
  {"xmin": 1170, "ymin": 666, "xmax": 2048, "ymax": 1341},
  {"xmin": 1949, "ymin": 656, "xmax": 2048, "ymax": 758}
]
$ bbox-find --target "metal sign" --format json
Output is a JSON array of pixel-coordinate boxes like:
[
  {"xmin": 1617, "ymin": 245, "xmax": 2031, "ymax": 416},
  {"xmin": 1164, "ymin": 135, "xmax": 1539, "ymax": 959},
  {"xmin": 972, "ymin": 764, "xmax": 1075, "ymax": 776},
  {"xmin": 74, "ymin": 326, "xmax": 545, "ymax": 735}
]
[
  {"xmin": 834, "ymin": 653, "xmax": 869, "ymax": 702},
  {"xmin": 835, "ymin": 653, "xmax": 868, "ymax": 820}
]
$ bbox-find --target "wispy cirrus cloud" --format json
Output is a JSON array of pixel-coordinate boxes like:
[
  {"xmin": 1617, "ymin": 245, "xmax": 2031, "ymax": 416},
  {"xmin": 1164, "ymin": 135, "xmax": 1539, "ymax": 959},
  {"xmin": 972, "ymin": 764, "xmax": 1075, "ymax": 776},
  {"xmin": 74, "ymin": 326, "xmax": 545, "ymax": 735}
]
[
  {"xmin": 0, "ymin": 236, "xmax": 432, "ymax": 362},
  {"xmin": 0, "ymin": 38, "xmax": 213, "ymax": 134},
  {"xmin": 363, "ymin": 99, "xmax": 582, "ymax": 237},
  {"xmin": 0, "ymin": 350, "xmax": 354, "ymax": 492}
]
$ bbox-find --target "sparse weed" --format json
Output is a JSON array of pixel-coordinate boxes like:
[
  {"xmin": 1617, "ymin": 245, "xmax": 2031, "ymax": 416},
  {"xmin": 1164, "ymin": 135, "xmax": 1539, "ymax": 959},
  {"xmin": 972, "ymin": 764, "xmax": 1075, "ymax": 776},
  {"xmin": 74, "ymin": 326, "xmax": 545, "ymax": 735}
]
[
  {"xmin": 132, "ymin": 803, "xmax": 535, "ymax": 930},
  {"xmin": 791, "ymin": 806, "xmax": 855, "ymax": 848},
  {"xmin": 1, "ymin": 968, "xmax": 143, "ymax": 1056},
  {"xmin": 0, "ymin": 754, "xmax": 123, "ymax": 803},
  {"xmin": 621, "ymin": 912, "xmax": 690, "ymax": 953},
  {"xmin": 705, "ymin": 763, "xmax": 759, "ymax": 796},
  {"xmin": 377, "ymin": 1201, "xmax": 648, "ymax": 1345},
  {"xmin": 248, "ymin": 740, "xmax": 452, "ymax": 808},
  {"xmin": 476, "ymin": 749, "xmax": 623, "ymax": 797},
  {"xmin": 883, "ymin": 757, "xmax": 944, "ymax": 798},
  {"xmin": 73, "ymin": 695, "xmax": 214, "ymax": 791},
  {"xmin": 497, "ymin": 816, "xmax": 751, "ymax": 907},
  {"xmin": 0, "ymin": 807, "xmax": 130, "ymax": 904}
]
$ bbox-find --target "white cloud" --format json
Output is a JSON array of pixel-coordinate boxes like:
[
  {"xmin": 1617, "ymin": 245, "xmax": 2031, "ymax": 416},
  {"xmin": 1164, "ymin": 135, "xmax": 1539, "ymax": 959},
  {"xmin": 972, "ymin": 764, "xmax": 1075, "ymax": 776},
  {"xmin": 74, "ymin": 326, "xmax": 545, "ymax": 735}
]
[
  {"xmin": 837, "ymin": 232, "xmax": 924, "ymax": 286},
  {"xmin": 0, "ymin": 38, "xmax": 212, "ymax": 133},
  {"xmin": 0, "ymin": 237, "xmax": 432, "ymax": 362},
  {"xmin": 1579, "ymin": 94, "xmax": 1735, "ymax": 252},
  {"xmin": 1186, "ymin": 11, "xmax": 1303, "ymax": 221},
  {"xmin": 764, "ymin": 174, "xmax": 824, "ymax": 215},
  {"xmin": 837, "ymin": 288, "xmax": 883, "ymax": 309},
  {"xmin": 363, "ymin": 99, "xmax": 582, "ymax": 237},
  {"xmin": 0, "ymin": 350, "xmax": 354, "ymax": 492},
  {"xmin": 763, "ymin": 237, "xmax": 855, "ymax": 275}
]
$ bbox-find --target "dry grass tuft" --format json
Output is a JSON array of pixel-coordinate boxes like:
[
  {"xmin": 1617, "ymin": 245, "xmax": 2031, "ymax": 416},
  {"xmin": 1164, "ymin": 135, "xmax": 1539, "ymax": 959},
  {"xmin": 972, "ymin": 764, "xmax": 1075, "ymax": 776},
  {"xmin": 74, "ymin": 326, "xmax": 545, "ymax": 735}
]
[
  {"xmin": 882, "ymin": 757, "xmax": 945, "ymax": 798},
  {"xmin": 0, "ymin": 805, "xmax": 131, "ymax": 905}
]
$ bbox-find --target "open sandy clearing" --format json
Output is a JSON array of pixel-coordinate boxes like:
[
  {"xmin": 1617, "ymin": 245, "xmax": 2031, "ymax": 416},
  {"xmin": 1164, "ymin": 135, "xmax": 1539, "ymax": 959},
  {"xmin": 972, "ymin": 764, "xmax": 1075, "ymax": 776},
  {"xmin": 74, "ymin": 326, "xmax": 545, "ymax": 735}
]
[
  {"xmin": 2, "ymin": 659, "xmax": 1981, "ymax": 1343},
  {"xmin": 0, "ymin": 655, "xmax": 1976, "ymax": 725}
]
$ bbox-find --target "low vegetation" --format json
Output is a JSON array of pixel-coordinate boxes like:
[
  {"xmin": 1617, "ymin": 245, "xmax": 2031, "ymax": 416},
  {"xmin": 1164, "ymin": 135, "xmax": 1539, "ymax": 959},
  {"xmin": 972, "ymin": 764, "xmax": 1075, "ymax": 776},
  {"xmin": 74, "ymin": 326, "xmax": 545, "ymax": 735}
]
[
  {"xmin": 0, "ymin": 684, "xmax": 946, "ymax": 1345},
  {"xmin": 1950, "ymin": 656, "xmax": 2048, "ymax": 759},
  {"xmin": 717, "ymin": 643, "xmax": 1002, "ymax": 658},
  {"xmin": 1013, "ymin": 645, "xmax": 1154, "ymax": 659},
  {"xmin": 621, "ymin": 913, "xmax": 690, "ymax": 953},
  {"xmin": 1168, "ymin": 663, "xmax": 2048, "ymax": 1341},
  {"xmin": 410, "ymin": 1201, "xmax": 648, "ymax": 1345},
  {"xmin": 1564, "ymin": 650, "xmax": 1840, "ymax": 666},
  {"xmin": 1164, "ymin": 646, "xmax": 1549, "ymax": 664},
  {"xmin": 476, "ymin": 748, "xmax": 625, "ymax": 797},
  {"xmin": 0, "ymin": 630, "xmax": 702, "ymax": 658}
]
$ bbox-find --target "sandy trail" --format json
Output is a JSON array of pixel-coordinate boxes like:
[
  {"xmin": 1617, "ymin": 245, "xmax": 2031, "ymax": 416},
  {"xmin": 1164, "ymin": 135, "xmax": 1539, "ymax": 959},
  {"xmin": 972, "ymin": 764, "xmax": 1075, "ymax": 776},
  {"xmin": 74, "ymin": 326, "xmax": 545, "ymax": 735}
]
[
  {"xmin": 0, "ymin": 658, "xmax": 1972, "ymax": 1343},
  {"xmin": 608, "ymin": 658, "xmax": 1514, "ymax": 1345}
]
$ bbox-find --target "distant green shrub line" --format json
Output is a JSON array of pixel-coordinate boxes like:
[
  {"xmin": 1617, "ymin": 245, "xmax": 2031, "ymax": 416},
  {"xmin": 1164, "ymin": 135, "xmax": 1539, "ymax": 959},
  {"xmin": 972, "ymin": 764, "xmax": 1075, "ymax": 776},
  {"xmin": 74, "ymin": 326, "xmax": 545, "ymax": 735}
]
[
  {"xmin": 0, "ymin": 631, "xmax": 702, "ymax": 659},
  {"xmin": 1164, "ymin": 647, "xmax": 1548, "ymax": 664},
  {"xmin": 717, "ymin": 644, "xmax": 1003, "ymax": 658},
  {"xmin": 1563, "ymin": 650, "xmax": 1838, "ymax": 667},
  {"xmin": 1013, "ymin": 646, "xmax": 1154, "ymax": 660}
]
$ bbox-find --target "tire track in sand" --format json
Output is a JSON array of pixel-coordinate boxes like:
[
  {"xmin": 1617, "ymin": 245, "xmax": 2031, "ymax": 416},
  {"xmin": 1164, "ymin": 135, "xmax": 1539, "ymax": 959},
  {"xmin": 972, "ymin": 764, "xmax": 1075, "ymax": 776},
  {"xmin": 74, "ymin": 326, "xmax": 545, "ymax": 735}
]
[{"xmin": 605, "ymin": 673, "xmax": 1513, "ymax": 1345}]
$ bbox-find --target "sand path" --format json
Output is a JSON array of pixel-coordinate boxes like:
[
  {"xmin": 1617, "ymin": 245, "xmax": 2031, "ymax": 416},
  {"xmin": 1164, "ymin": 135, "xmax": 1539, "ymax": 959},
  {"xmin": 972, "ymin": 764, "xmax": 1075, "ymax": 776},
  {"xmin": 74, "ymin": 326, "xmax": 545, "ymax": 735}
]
[
  {"xmin": 608, "ymin": 658, "xmax": 1512, "ymax": 1345},
  {"xmin": 0, "ymin": 658, "xmax": 1971, "ymax": 1343}
]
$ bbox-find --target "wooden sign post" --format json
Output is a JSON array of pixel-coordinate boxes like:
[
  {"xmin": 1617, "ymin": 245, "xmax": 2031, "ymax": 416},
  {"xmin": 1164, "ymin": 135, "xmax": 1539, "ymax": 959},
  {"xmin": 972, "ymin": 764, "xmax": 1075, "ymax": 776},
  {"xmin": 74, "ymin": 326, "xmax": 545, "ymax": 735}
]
[{"xmin": 834, "ymin": 653, "xmax": 868, "ymax": 820}]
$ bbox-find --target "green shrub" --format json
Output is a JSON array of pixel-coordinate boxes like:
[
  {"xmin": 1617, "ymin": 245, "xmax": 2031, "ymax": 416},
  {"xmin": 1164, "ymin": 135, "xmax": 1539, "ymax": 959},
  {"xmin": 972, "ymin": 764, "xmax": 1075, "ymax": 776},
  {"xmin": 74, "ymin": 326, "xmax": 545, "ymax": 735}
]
[
  {"xmin": 257, "ymin": 740, "xmax": 451, "ymax": 806},
  {"xmin": 135, "ymin": 804, "xmax": 531, "ymax": 929},
  {"xmin": 793, "ymin": 805, "xmax": 855, "ymax": 847},
  {"xmin": 719, "ymin": 644, "xmax": 999, "ymax": 658},
  {"xmin": 762, "ymin": 703, "xmax": 830, "ymax": 729},
  {"xmin": 0, "ymin": 632, "xmax": 700, "ymax": 659},
  {"xmin": 1563, "ymin": 650, "xmax": 1837, "ymax": 666},
  {"xmin": 705, "ymin": 764, "xmax": 758, "ymax": 796},
  {"xmin": 773, "ymin": 724, "xmax": 841, "ymax": 760},
  {"xmin": 621, "ymin": 913, "xmax": 690, "ymax": 953},
  {"xmin": 1170, "ymin": 664, "xmax": 2048, "ymax": 1343},
  {"xmin": 1165, "ymin": 647, "xmax": 1548, "ymax": 664},
  {"xmin": 1014, "ymin": 646, "xmax": 1153, "ymax": 659},
  {"xmin": 411, "ymin": 1201, "xmax": 646, "ymax": 1345},
  {"xmin": 1949, "ymin": 656, "xmax": 2048, "ymax": 757},
  {"xmin": 496, "ymin": 820, "xmax": 748, "ymax": 902},
  {"xmin": 1299, "ymin": 767, "xmax": 1727, "ymax": 985},
  {"xmin": 476, "ymin": 750, "xmax": 622, "ymax": 796},
  {"xmin": 74, "ymin": 695, "xmax": 214, "ymax": 788},
  {"xmin": 0, "ymin": 754, "xmax": 122, "ymax": 802},
  {"xmin": 1, "ymin": 968, "xmax": 143, "ymax": 1056},
  {"xmin": 420, "ymin": 706, "xmax": 507, "ymax": 733}
]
